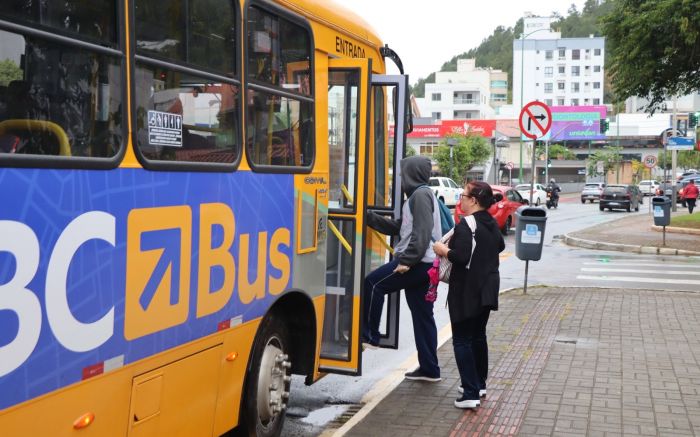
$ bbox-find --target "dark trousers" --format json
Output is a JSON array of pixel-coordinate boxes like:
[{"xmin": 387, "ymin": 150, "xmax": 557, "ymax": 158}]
[
  {"xmin": 363, "ymin": 259, "xmax": 440, "ymax": 377},
  {"xmin": 452, "ymin": 310, "xmax": 491, "ymax": 399},
  {"xmin": 687, "ymin": 198, "xmax": 697, "ymax": 214}
]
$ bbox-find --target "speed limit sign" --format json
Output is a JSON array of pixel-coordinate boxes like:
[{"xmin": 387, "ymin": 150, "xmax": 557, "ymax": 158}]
[{"xmin": 643, "ymin": 155, "xmax": 657, "ymax": 169}]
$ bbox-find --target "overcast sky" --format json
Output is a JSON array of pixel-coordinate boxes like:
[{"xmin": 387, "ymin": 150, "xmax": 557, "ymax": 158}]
[{"xmin": 332, "ymin": 0, "xmax": 587, "ymax": 81}]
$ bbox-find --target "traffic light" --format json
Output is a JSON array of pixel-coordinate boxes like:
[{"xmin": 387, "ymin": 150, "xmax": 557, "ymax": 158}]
[
  {"xmin": 600, "ymin": 118, "xmax": 609, "ymax": 133},
  {"xmin": 689, "ymin": 112, "xmax": 699, "ymax": 128}
]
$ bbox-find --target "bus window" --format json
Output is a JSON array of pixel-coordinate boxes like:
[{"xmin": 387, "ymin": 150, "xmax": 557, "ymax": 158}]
[
  {"xmin": 327, "ymin": 70, "xmax": 359, "ymax": 211},
  {"xmin": 245, "ymin": 4, "xmax": 314, "ymax": 170},
  {"xmin": 372, "ymin": 86, "xmax": 388, "ymax": 207},
  {"xmin": 134, "ymin": 0, "xmax": 240, "ymax": 167}
]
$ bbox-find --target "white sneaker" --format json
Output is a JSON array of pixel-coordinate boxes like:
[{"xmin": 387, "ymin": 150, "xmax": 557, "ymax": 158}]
[
  {"xmin": 457, "ymin": 386, "xmax": 487, "ymax": 398},
  {"xmin": 454, "ymin": 397, "xmax": 480, "ymax": 409},
  {"xmin": 362, "ymin": 342, "xmax": 379, "ymax": 351}
]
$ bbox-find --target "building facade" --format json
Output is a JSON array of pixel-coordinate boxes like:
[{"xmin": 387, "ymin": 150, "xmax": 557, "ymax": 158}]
[{"xmin": 513, "ymin": 16, "xmax": 605, "ymax": 110}]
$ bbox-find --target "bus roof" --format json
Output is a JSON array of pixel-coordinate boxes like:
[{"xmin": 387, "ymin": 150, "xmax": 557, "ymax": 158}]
[{"xmin": 276, "ymin": 0, "xmax": 383, "ymax": 49}]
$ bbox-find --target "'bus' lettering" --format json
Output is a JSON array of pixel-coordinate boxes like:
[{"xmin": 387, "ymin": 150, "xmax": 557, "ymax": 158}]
[
  {"xmin": 0, "ymin": 221, "xmax": 42, "ymax": 377},
  {"xmin": 238, "ymin": 232, "xmax": 268, "ymax": 304},
  {"xmin": 197, "ymin": 203, "xmax": 236, "ymax": 318},
  {"xmin": 46, "ymin": 212, "xmax": 116, "ymax": 352},
  {"xmin": 268, "ymin": 228, "xmax": 291, "ymax": 295}
]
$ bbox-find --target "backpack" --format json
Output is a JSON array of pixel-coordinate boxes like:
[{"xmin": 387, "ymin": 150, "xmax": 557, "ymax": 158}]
[{"xmin": 436, "ymin": 197, "xmax": 455, "ymax": 236}]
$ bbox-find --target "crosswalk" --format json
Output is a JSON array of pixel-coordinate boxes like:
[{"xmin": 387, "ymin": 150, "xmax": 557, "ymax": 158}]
[{"xmin": 576, "ymin": 258, "xmax": 700, "ymax": 291}]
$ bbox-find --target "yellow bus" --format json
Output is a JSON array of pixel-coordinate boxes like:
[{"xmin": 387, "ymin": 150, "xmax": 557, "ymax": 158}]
[{"xmin": 0, "ymin": 0, "xmax": 411, "ymax": 436}]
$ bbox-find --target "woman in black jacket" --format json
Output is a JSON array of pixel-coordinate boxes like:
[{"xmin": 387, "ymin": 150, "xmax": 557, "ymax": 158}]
[{"xmin": 433, "ymin": 181, "xmax": 505, "ymax": 409}]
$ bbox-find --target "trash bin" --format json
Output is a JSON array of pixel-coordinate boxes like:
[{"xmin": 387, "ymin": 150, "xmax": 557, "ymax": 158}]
[
  {"xmin": 652, "ymin": 196, "xmax": 671, "ymax": 226},
  {"xmin": 515, "ymin": 206, "xmax": 548, "ymax": 261}
]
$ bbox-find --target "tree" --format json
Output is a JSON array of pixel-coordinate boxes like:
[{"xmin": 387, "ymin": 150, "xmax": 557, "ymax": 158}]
[
  {"xmin": 433, "ymin": 134, "xmax": 491, "ymax": 182},
  {"xmin": 587, "ymin": 145, "xmax": 623, "ymax": 177},
  {"xmin": 535, "ymin": 143, "xmax": 576, "ymax": 160},
  {"xmin": 0, "ymin": 59, "xmax": 22, "ymax": 87},
  {"xmin": 602, "ymin": 0, "xmax": 700, "ymax": 112},
  {"xmin": 659, "ymin": 150, "xmax": 700, "ymax": 171}
]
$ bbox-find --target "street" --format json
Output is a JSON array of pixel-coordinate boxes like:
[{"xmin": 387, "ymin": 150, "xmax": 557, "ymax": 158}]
[{"xmin": 282, "ymin": 195, "xmax": 700, "ymax": 436}]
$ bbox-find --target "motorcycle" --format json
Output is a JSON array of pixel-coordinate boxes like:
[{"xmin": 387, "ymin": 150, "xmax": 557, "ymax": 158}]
[{"xmin": 545, "ymin": 189, "xmax": 559, "ymax": 209}]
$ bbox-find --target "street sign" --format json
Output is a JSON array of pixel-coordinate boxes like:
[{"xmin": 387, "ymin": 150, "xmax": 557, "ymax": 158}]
[
  {"xmin": 643, "ymin": 155, "xmax": 657, "ymax": 169},
  {"xmin": 505, "ymin": 162, "xmax": 514, "ymax": 170},
  {"xmin": 519, "ymin": 101, "xmax": 552, "ymax": 140},
  {"xmin": 667, "ymin": 136, "xmax": 695, "ymax": 151}
]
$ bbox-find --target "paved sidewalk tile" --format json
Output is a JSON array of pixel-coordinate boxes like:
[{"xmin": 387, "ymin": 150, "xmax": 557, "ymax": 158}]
[{"xmin": 345, "ymin": 287, "xmax": 700, "ymax": 436}]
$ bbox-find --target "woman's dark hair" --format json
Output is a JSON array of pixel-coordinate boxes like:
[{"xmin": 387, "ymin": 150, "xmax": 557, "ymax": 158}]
[{"xmin": 466, "ymin": 181, "xmax": 497, "ymax": 209}]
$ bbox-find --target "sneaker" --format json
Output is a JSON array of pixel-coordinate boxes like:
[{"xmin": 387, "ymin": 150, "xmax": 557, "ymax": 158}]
[
  {"xmin": 454, "ymin": 397, "xmax": 480, "ymax": 409},
  {"xmin": 457, "ymin": 386, "xmax": 487, "ymax": 398},
  {"xmin": 362, "ymin": 342, "xmax": 379, "ymax": 351},
  {"xmin": 404, "ymin": 369, "xmax": 441, "ymax": 382}
]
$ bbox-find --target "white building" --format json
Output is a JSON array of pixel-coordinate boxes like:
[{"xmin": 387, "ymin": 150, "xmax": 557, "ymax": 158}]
[
  {"xmin": 513, "ymin": 16, "xmax": 605, "ymax": 109},
  {"xmin": 416, "ymin": 59, "xmax": 508, "ymax": 121}
]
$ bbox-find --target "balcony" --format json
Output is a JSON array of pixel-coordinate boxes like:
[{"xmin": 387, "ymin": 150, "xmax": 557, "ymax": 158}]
[{"xmin": 453, "ymin": 98, "xmax": 477, "ymax": 105}]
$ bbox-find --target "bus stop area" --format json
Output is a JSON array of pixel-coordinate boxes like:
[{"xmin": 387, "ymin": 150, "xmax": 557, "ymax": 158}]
[{"xmin": 330, "ymin": 213, "xmax": 700, "ymax": 436}]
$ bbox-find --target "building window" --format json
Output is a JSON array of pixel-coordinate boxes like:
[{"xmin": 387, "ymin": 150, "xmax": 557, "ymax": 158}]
[
  {"xmin": 558, "ymin": 48, "xmax": 566, "ymax": 59},
  {"xmin": 594, "ymin": 65, "xmax": 601, "ymax": 73},
  {"xmin": 558, "ymin": 82, "xmax": 566, "ymax": 90},
  {"xmin": 572, "ymin": 66, "xmax": 580, "ymax": 77},
  {"xmin": 571, "ymin": 82, "xmax": 580, "ymax": 92},
  {"xmin": 544, "ymin": 83, "xmax": 553, "ymax": 93},
  {"xmin": 584, "ymin": 49, "xmax": 591, "ymax": 60},
  {"xmin": 432, "ymin": 112, "xmax": 441, "ymax": 120},
  {"xmin": 594, "ymin": 48, "xmax": 601, "ymax": 56},
  {"xmin": 593, "ymin": 82, "xmax": 601, "ymax": 89},
  {"xmin": 593, "ymin": 98, "xmax": 600, "ymax": 105},
  {"xmin": 558, "ymin": 65, "xmax": 566, "ymax": 75},
  {"xmin": 545, "ymin": 50, "xmax": 553, "ymax": 60},
  {"xmin": 490, "ymin": 80, "xmax": 508, "ymax": 88},
  {"xmin": 584, "ymin": 98, "xmax": 590, "ymax": 105},
  {"xmin": 571, "ymin": 98, "xmax": 579, "ymax": 106},
  {"xmin": 572, "ymin": 49, "xmax": 580, "ymax": 60},
  {"xmin": 545, "ymin": 99, "xmax": 553, "ymax": 106},
  {"xmin": 584, "ymin": 82, "xmax": 591, "ymax": 92},
  {"xmin": 491, "ymin": 94, "xmax": 507, "ymax": 102},
  {"xmin": 544, "ymin": 67, "xmax": 553, "ymax": 78},
  {"xmin": 557, "ymin": 98, "xmax": 565, "ymax": 105},
  {"xmin": 431, "ymin": 93, "xmax": 441, "ymax": 101},
  {"xmin": 584, "ymin": 66, "xmax": 591, "ymax": 76}
]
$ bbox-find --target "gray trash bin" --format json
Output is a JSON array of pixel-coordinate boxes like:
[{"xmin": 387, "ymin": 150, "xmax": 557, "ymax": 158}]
[
  {"xmin": 515, "ymin": 206, "xmax": 547, "ymax": 261},
  {"xmin": 652, "ymin": 196, "xmax": 671, "ymax": 226}
]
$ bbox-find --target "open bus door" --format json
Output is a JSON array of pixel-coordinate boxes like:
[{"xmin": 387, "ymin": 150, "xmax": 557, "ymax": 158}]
[{"xmin": 319, "ymin": 59, "xmax": 409, "ymax": 375}]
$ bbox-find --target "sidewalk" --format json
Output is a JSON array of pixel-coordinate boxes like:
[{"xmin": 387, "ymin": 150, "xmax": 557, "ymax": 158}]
[{"xmin": 339, "ymin": 286, "xmax": 700, "ymax": 436}]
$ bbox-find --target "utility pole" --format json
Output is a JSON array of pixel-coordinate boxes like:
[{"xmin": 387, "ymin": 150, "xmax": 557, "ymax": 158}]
[{"xmin": 672, "ymin": 96, "xmax": 678, "ymax": 212}]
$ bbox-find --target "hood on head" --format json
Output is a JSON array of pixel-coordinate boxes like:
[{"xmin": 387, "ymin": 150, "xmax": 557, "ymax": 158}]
[{"xmin": 401, "ymin": 155, "xmax": 432, "ymax": 196}]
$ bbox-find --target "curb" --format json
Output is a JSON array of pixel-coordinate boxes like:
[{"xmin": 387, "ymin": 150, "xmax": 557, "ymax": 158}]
[
  {"xmin": 563, "ymin": 234, "xmax": 700, "ymax": 256},
  {"xmin": 651, "ymin": 225, "xmax": 700, "ymax": 236}
]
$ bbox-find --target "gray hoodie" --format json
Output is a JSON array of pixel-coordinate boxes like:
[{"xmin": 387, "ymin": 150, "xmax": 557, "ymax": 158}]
[{"xmin": 366, "ymin": 156, "xmax": 442, "ymax": 266}]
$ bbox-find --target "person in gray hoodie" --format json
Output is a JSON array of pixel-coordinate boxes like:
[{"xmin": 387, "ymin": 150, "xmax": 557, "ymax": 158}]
[{"xmin": 363, "ymin": 155, "xmax": 442, "ymax": 381}]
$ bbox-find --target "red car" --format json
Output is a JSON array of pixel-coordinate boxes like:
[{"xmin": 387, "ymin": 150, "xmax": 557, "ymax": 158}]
[{"xmin": 454, "ymin": 184, "xmax": 529, "ymax": 235}]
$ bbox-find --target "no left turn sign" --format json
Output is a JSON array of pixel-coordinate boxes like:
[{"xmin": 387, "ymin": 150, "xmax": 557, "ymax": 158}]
[{"xmin": 519, "ymin": 101, "xmax": 552, "ymax": 140}]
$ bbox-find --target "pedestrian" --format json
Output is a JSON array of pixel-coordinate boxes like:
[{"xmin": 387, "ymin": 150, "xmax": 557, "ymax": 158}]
[
  {"xmin": 684, "ymin": 179, "xmax": 699, "ymax": 214},
  {"xmin": 433, "ymin": 181, "xmax": 505, "ymax": 409},
  {"xmin": 363, "ymin": 155, "xmax": 442, "ymax": 382}
]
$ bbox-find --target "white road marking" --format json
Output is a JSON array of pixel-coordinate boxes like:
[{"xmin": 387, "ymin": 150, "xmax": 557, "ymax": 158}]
[
  {"xmin": 583, "ymin": 262, "xmax": 699, "ymax": 269},
  {"xmin": 576, "ymin": 275, "xmax": 700, "ymax": 286},
  {"xmin": 581, "ymin": 268, "xmax": 700, "ymax": 276}
]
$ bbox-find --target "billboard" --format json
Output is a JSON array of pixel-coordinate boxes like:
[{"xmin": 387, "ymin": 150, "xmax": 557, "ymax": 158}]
[
  {"xmin": 391, "ymin": 120, "xmax": 496, "ymax": 138},
  {"xmin": 546, "ymin": 105, "xmax": 607, "ymax": 141}
]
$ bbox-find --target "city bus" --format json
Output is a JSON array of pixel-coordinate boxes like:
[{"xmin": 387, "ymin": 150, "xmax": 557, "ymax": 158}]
[{"xmin": 0, "ymin": 1, "xmax": 410, "ymax": 436}]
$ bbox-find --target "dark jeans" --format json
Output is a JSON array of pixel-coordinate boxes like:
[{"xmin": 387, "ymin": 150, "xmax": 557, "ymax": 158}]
[
  {"xmin": 363, "ymin": 259, "xmax": 440, "ymax": 378},
  {"xmin": 452, "ymin": 310, "xmax": 491, "ymax": 399},
  {"xmin": 687, "ymin": 198, "xmax": 697, "ymax": 214}
]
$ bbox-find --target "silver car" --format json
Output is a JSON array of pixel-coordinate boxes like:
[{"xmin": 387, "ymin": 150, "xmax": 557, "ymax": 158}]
[{"xmin": 581, "ymin": 182, "xmax": 606, "ymax": 203}]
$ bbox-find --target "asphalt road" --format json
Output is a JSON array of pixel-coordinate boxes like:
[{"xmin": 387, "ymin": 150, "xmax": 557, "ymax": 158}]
[{"xmin": 281, "ymin": 196, "xmax": 700, "ymax": 436}]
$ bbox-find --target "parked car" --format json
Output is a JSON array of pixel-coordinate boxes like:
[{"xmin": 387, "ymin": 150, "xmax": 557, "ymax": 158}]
[
  {"xmin": 599, "ymin": 184, "xmax": 641, "ymax": 212},
  {"xmin": 515, "ymin": 183, "xmax": 547, "ymax": 206},
  {"xmin": 638, "ymin": 180, "xmax": 660, "ymax": 196},
  {"xmin": 455, "ymin": 184, "xmax": 528, "ymax": 235},
  {"xmin": 429, "ymin": 177, "xmax": 463, "ymax": 206},
  {"xmin": 580, "ymin": 182, "xmax": 606, "ymax": 203},
  {"xmin": 660, "ymin": 180, "xmax": 684, "ymax": 203}
]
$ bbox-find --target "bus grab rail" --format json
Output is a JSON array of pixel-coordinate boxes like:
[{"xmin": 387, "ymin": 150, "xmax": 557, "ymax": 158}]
[{"xmin": 0, "ymin": 119, "xmax": 72, "ymax": 156}]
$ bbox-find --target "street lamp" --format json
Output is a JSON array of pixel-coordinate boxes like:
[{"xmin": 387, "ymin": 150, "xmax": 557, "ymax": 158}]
[
  {"xmin": 446, "ymin": 137, "xmax": 457, "ymax": 181},
  {"xmin": 518, "ymin": 27, "xmax": 552, "ymax": 183}
]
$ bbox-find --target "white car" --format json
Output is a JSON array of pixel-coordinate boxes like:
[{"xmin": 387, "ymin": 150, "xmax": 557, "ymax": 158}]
[
  {"xmin": 638, "ymin": 180, "xmax": 660, "ymax": 196},
  {"xmin": 429, "ymin": 177, "xmax": 463, "ymax": 206},
  {"xmin": 515, "ymin": 183, "xmax": 547, "ymax": 206}
]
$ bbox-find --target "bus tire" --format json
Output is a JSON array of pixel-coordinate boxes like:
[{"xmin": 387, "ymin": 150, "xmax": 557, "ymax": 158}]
[{"xmin": 241, "ymin": 314, "xmax": 291, "ymax": 437}]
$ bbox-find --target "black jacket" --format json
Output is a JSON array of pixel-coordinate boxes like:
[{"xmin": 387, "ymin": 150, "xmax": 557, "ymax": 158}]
[{"xmin": 445, "ymin": 210, "xmax": 505, "ymax": 322}]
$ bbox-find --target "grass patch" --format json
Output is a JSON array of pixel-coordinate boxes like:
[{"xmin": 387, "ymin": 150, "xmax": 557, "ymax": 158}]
[{"xmin": 671, "ymin": 212, "xmax": 700, "ymax": 229}]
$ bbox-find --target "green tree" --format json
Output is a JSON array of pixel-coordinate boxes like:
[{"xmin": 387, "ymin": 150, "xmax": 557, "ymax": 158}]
[
  {"xmin": 659, "ymin": 150, "xmax": 700, "ymax": 171},
  {"xmin": 602, "ymin": 0, "xmax": 700, "ymax": 112},
  {"xmin": 535, "ymin": 143, "xmax": 576, "ymax": 160},
  {"xmin": 0, "ymin": 59, "xmax": 22, "ymax": 87},
  {"xmin": 587, "ymin": 145, "xmax": 623, "ymax": 177},
  {"xmin": 433, "ymin": 134, "xmax": 491, "ymax": 182}
]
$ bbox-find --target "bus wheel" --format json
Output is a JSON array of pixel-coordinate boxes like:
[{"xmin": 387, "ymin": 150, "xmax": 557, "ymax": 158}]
[{"xmin": 242, "ymin": 315, "xmax": 291, "ymax": 437}]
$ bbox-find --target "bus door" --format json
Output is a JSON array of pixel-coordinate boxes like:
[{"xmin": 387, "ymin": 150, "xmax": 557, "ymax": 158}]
[
  {"xmin": 319, "ymin": 58, "xmax": 371, "ymax": 374},
  {"xmin": 365, "ymin": 74, "xmax": 409, "ymax": 349}
]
